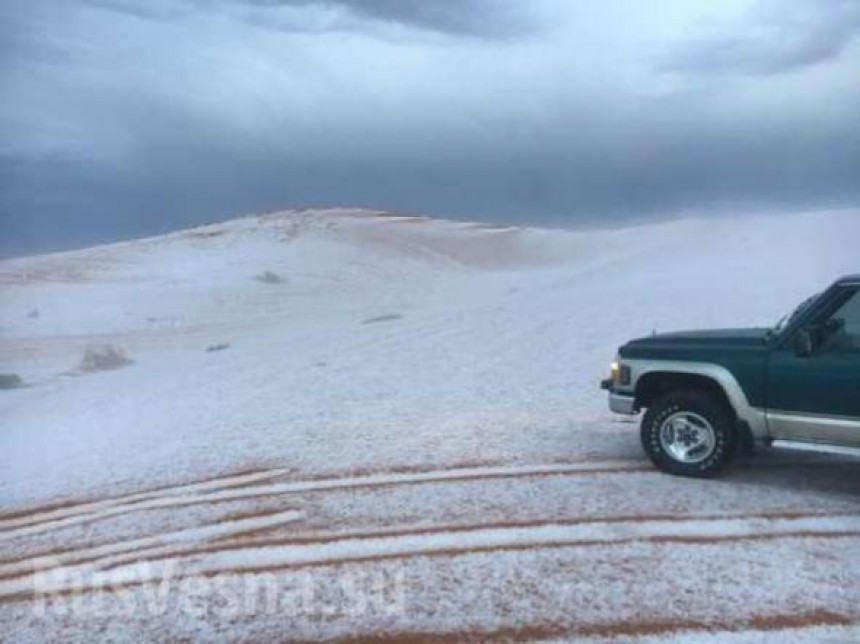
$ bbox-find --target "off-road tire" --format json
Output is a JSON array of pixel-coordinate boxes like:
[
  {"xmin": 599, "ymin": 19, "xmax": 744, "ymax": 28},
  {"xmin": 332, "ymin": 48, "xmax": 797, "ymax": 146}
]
[{"xmin": 641, "ymin": 390, "xmax": 737, "ymax": 478}]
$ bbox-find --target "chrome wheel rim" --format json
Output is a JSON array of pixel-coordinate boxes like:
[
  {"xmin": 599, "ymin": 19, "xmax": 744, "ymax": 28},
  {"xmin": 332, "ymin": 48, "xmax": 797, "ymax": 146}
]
[{"xmin": 659, "ymin": 411, "xmax": 716, "ymax": 464}]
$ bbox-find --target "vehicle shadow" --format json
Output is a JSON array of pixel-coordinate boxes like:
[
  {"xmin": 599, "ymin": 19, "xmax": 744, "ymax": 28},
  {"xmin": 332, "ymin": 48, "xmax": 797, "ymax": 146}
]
[{"xmin": 725, "ymin": 449, "xmax": 860, "ymax": 497}]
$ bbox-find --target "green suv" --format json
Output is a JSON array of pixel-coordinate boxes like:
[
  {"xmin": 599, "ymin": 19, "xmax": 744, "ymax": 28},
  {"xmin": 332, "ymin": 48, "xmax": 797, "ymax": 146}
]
[{"xmin": 601, "ymin": 275, "xmax": 860, "ymax": 477}]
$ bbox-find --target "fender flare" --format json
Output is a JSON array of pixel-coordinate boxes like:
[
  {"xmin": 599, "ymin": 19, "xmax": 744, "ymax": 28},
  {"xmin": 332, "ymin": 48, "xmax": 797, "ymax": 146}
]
[{"xmin": 621, "ymin": 359, "xmax": 768, "ymax": 441}]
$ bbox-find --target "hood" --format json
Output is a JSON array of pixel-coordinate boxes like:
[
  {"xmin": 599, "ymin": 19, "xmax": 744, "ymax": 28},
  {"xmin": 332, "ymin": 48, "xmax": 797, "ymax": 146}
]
[{"xmin": 620, "ymin": 327, "xmax": 772, "ymax": 357}]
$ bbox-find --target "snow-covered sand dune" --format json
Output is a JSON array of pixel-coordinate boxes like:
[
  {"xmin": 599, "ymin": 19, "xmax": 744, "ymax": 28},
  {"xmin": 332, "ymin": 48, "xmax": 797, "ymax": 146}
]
[{"xmin": 1, "ymin": 208, "xmax": 859, "ymax": 641}]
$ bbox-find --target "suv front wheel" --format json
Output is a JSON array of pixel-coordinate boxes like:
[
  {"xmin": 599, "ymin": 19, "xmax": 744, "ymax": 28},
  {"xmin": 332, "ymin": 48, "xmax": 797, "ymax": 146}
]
[{"xmin": 641, "ymin": 390, "xmax": 736, "ymax": 477}]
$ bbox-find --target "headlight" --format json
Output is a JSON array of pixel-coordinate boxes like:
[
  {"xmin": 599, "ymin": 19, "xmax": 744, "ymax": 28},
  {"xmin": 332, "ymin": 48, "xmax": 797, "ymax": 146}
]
[{"xmin": 610, "ymin": 360, "xmax": 632, "ymax": 387}]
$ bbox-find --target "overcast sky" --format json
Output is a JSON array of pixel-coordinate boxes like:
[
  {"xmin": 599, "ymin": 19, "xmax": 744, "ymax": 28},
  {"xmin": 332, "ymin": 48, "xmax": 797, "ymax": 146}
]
[{"xmin": 2, "ymin": 0, "xmax": 859, "ymax": 255}]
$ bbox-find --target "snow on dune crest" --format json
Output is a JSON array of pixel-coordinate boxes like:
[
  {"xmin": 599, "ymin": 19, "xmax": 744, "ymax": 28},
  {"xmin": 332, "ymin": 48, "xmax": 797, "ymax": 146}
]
[
  {"xmin": 2, "ymin": 207, "xmax": 856, "ymax": 336},
  {"xmin": 2, "ymin": 206, "xmax": 855, "ymax": 289},
  {"xmin": 0, "ymin": 208, "xmax": 578, "ymax": 341},
  {"xmin": 0, "ymin": 207, "xmax": 762, "ymax": 283}
]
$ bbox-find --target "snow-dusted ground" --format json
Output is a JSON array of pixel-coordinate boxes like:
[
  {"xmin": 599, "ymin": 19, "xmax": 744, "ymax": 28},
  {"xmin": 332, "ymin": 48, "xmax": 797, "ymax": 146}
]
[{"xmin": 1, "ymin": 208, "xmax": 859, "ymax": 641}]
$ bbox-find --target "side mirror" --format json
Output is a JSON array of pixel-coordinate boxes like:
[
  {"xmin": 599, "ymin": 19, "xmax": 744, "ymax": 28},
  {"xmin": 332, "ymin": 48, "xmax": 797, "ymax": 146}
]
[{"xmin": 794, "ymin": 329, "xmax": 814, "ymax": 357}]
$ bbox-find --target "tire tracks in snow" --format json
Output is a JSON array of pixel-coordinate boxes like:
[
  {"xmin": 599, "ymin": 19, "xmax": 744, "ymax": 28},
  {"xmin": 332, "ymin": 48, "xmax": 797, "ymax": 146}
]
[
  {"xmin": 5, "ymin": 459, "xmax": 859, "ymax": 606},
  {"xmin": 0, "ymin": 460, "xmax": 650, "ymax": 542},
  {"xmin": 1, "ymin": 506, "xmax": 845, "ymax": 583},
  {"xmin": 0, "ymin": 509, "xmax": 303, "ymax": 581},
  {"xmin": 1, "ymin": 512, "xmax": 859, "ymax": 603},
  {"xmin": 0, "ymin": 467, "xmax": 295, "ymax": 538}
]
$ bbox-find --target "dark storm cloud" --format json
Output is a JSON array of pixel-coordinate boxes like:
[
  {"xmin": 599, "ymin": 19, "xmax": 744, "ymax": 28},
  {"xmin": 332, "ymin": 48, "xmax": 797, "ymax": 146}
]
[
  {"xmin": 0, "ymin": 4, "xmax": 53, "ymax": 63},
  {"xmin": 4, "ymin": 99, "xmax": 859, "ymax": 256},
  {"xmin": 664, "ymin": 0, "xmax": 860, "ymax": 75},
  {"xmin": 86, "ymin": 0, "xmax": 530, "ymax": 37},
  {"xmin": 257, "ymin": 0, "xmax": 529, "ymax": 36},
  {"xmin": 84, "ymin": 0, "xmax": 200, "ymax": 22}
]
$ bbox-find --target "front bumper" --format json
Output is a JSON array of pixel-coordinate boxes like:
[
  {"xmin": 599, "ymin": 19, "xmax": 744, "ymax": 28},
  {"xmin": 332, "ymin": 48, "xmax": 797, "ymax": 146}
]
[
  {"xmin": 601, "ymin": 379, "xmax": 637, "ymax": 415},
  {"xmin": 608, "ymin": 391, "xmax": 637, "ymax": 415}
]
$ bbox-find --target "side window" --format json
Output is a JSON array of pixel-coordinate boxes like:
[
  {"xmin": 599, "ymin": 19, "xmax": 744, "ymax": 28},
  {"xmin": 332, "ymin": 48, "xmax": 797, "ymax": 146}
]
[{"xmin": 821, "ymin": 290, "xmax": 860, "ymax": 352}]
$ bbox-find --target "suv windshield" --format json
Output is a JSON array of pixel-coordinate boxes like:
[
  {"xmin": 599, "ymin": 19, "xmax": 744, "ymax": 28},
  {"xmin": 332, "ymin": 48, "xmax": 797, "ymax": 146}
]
[{"xmin": 773, "ymin": 292, "xmax": 820, "ymax": 334}]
